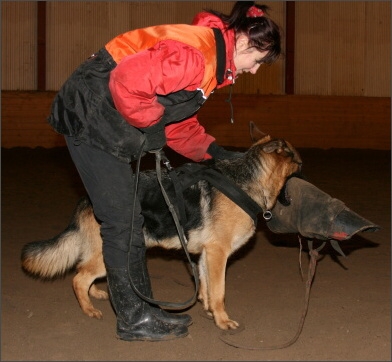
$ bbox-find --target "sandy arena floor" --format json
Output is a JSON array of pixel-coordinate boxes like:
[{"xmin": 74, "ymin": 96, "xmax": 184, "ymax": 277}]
[{"xmin": 1, "ymin": 146, "xmax": 390, "ymax": 361}]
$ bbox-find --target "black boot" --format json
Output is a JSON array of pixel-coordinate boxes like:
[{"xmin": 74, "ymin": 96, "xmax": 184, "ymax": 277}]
[
  {"xmin": 106, "ymin": 267, "xmax": 188, "ymax": 342},
  {"xmin": 133, "ymin": 255, "xmax": 193, "ymax": 327},
  {"xmin": 153, "ymin": 308, "xmax": 192, "ymax": 327}
]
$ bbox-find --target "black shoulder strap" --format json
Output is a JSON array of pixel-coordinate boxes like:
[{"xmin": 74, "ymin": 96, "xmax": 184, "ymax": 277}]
[{"xmin": 212, "ymin": 28, "xmax": 226, "ymax": 85}]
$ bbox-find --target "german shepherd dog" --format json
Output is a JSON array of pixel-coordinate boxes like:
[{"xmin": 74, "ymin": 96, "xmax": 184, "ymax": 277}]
[{"xmin": 21, "ymin": 123, "xmax": 302, "ymax": 330}]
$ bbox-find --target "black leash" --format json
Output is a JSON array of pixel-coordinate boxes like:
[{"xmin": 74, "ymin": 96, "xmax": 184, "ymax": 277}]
[
  {"xmin": 127, "ymin": 145, "xmax": 199, "ymax": 310},
  {"xmin": 127, "ymin": 145, "xmax": 347, "ymax": 348},
  {"xmin": 150, "ymin": 150, "xmax": 200, "ymax": 309},
  {"xmin": 128, "ymin": 143, "xmax": 345, "ymax": 344}
]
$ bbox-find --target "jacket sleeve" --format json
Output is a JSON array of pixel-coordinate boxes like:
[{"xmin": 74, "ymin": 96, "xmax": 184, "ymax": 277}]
[
  {"xmin": 108, "ymin": 40, "xmax": 205, "ymax": 129},
  {"xmin": 165, "ymin": 116, "xmax": 215, "ymax": 162}
]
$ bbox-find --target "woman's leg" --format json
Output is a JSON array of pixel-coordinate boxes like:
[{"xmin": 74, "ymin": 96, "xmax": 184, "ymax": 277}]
[{"xmin": 65, "ymin": 136, "xmax": 189, "ymax": 341}]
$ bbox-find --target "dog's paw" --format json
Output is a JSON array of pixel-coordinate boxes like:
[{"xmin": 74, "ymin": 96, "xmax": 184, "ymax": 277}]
[
  {"xmin": 215, "ymin": 317, "xmax": 240, "ymax": 330},
  {"xmin": 89, "ymin": 285, "xmax": 109, "ymax": 300},
  {"xmin": 84, "ymin": 307, "xmax": 103, "ymax": 320}
]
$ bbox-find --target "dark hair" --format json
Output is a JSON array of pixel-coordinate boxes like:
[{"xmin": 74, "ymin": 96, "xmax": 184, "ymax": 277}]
[{"xmin": 206, "ymin": 1, "xmax": 281, "ymax": 64}]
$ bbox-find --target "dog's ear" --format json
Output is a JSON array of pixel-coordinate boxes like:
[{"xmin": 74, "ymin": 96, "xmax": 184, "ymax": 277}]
[{"xmin": 249, "ymin": 122, "xmax": 268, "ymax": 143}]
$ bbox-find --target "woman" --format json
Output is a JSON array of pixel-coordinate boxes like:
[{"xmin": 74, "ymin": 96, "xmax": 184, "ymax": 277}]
[{"xmin": 48, "ymin": 1, "xmax": 281, "ymax": 342}]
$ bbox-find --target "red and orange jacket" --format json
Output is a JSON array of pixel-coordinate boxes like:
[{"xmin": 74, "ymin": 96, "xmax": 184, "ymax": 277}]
[{"xmin": 106, "ymin": 12, "xmax": 236, "ymax": 161}]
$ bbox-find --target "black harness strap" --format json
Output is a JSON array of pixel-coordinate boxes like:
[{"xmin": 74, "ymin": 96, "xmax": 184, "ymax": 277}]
[{"xmin": 168, "ymin": 163, "xmax": 263, "ymax": 225}]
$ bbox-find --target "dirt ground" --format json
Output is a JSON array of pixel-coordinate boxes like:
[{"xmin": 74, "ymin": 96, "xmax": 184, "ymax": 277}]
[{"xmin": 1, "ymin": 145, "xmax": 390, "ymax": 361}]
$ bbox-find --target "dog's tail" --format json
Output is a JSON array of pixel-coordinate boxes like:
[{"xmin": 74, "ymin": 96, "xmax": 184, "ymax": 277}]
[{"xmin": 21, "ymin": 196, "xmax": 95, "ymax": 280}]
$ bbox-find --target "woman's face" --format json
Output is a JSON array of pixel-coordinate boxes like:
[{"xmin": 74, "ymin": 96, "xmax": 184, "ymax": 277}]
[{"xmin": 233, "ymin": 34, "xmax": 268, "ymax": 77}]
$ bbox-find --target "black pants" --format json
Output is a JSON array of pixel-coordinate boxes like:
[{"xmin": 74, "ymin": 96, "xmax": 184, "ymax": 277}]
[{"xmin": 65, "ymin": 136, "xmax": 146, "ymax": 268}]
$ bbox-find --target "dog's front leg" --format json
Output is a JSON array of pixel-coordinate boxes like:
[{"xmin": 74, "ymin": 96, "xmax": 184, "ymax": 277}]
[
  {"xmin": 197, "ymin": 250, "xmax": 210, "ymax": 315},
  {"xmin": 203, "ymin": 245, "xmax": 239, "ymax": 330}
]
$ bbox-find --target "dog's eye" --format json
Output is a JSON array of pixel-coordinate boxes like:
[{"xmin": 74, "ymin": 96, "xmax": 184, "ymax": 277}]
[{"xmin": 282, "ymin": 146, "xmax": 294, "ymax": 158}]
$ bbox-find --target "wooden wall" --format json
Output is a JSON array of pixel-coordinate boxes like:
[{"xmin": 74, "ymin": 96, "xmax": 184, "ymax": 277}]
[
  {"xmin": 295, "ymin": 2, "xmax": 390, "ymax": 96},
  {"xmin": 2, "ymin": 2, "xmax": 390, "ymax": 96},
  {"xmin": 2, "ymin": 91, "xmax": 390, "ymax": 150},
  {"xmin": 1, "ymin": 2, "xmax": 390, "ymax": 150}
]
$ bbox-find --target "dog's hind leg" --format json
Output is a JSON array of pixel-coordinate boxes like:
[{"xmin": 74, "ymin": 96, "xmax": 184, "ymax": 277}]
[{"xmin": 72, "ymin": 253, "xmax": 107, "ymax": 319}]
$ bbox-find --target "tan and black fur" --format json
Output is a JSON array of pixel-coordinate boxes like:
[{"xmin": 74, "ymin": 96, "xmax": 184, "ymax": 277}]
[{"xmin": 21, "ymin": 123, "xmax": 302, "ymax": 330}]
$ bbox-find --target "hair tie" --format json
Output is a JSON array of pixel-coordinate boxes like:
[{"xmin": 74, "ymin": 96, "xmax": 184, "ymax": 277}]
[{"xmin": 246, "ymin": 6, "xmax": 264, "ymax": 18}]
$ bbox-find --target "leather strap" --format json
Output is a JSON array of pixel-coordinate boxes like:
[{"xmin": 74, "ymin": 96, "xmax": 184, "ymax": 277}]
[
  {"xmin": 169, "ymin": 163, "xmax": 263, "ymax": 225},
  {"xmin": 212, "ymin": 28, "xmax": 226, "ymax": 85}
]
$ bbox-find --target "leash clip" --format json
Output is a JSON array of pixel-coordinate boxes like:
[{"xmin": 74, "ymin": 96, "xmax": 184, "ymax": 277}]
[
  {"xmin": 157, "ymin": 150, "xmax": 173, "ymax": 171},
  {"xmin": 263, "ymin": 210, "xmax": 272, "ymax": 220},
  {"xmin": 162, "ymin": 157, "xmax": 173, "ymax": 171}
]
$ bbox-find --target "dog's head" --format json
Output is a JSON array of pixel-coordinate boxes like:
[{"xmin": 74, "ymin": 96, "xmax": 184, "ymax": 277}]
[{"xmin": 247, "ymin": 122, "xmax": 302, "ymax": 210}]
